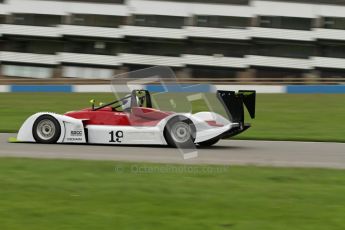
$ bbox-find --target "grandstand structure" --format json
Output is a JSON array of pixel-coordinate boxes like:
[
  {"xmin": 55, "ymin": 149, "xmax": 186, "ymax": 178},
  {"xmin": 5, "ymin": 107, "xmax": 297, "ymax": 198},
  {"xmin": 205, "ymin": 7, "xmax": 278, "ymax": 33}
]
[{"xmin": 0, "ymin": 0, "xmax": 345, "ymax": 84}]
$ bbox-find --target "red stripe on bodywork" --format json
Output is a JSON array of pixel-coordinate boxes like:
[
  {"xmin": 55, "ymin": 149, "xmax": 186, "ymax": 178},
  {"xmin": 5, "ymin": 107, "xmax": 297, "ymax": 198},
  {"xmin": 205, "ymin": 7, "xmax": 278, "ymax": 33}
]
[
  {"xmin": 205, "ymin": 120, "xmax": 224, "ymax": 127},
  {"xmin": 65, "ymin": 106, "xmax": 173, "ymax": 126}
]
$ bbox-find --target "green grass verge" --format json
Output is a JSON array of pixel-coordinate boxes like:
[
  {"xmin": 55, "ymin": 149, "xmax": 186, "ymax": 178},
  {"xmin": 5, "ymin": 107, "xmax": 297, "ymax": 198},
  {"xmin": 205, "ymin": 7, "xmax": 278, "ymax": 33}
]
[
  {"xmin": 1, "ymin": 158, "xmax": 345, "ymax": 230},
  {"xmin": 0, "ymin": 93, "xmax": 344, "ymax": 142}
]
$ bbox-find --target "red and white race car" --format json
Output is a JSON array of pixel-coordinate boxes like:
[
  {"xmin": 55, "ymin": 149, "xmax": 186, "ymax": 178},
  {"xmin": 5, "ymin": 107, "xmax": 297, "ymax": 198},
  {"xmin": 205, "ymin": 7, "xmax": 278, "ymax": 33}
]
[{"xmin": 16, "ymin": 89, "xmax": 255, "ymax": 147}]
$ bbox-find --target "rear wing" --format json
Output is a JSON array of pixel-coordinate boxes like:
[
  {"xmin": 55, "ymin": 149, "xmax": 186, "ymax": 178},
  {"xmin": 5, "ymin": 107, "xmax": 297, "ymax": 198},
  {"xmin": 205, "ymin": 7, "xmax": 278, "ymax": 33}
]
[{"xmin": 217, "ymin": 90, "xmax": 256, "ymax": 124}]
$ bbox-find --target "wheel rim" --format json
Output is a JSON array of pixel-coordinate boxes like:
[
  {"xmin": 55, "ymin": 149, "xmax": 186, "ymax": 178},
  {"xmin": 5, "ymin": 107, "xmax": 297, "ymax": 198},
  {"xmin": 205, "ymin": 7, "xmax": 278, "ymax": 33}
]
[
  {"xmin": 170, "ymin": 122, "xmax": 191, "ymax": 143},
  {"xmin": 36, "ymin": 119, "xmax": 56, "ymax": 141}
]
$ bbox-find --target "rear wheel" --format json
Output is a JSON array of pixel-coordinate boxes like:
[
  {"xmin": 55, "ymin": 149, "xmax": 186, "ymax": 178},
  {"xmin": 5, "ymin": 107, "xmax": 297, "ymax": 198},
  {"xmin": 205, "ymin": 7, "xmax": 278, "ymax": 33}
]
[
  {"xmin": 164, "ymin": 116, "xmax": 196, "ymax": 148},
  {"xmin": 32, "ymin": 115, "xmax": 61, "ymax": 144}
]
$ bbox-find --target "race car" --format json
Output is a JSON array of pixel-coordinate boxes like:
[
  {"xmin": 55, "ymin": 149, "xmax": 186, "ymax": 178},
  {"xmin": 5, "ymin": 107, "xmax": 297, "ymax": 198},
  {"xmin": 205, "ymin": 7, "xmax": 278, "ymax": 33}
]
[{"xmin": 16, "ymin": 89, "xmax": 256, "ymax": 147}]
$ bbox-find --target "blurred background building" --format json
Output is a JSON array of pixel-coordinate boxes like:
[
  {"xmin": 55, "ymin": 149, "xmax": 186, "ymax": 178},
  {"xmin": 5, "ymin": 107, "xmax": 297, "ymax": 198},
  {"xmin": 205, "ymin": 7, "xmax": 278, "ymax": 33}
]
[{"xmin": 0, "ymin": 0, "xmax": 345, "ymax": 83}]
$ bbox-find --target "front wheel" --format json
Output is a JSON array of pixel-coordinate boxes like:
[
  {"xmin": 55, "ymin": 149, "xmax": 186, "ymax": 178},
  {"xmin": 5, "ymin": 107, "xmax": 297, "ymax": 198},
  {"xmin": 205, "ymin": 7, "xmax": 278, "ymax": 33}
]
[
  {"xmin": 164, "ymin": 116, "xmax": 196, "ymax": 148},
  {"xmin": 32, "ymin": 115, "xmax": 61, "ymax": 144}
]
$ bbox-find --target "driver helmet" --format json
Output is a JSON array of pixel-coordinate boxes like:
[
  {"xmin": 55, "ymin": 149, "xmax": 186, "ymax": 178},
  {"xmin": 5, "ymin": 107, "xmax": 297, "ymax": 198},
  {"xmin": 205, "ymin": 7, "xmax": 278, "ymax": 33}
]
[
  {"xmin": 122, "ymin": 93, "xmax": 145, "ymax": 111},
  {"xmin": 122, "ymin": 94, "xmax": 132, "ymax": 110}
]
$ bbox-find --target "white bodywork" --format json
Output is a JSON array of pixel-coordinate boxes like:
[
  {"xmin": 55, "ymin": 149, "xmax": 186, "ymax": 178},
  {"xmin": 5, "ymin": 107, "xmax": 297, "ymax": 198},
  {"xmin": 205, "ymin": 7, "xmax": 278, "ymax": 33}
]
[
  {"xmin": 17, "ymin": 112, "xmax": 238, "ymax": 145},
  {"xmin": 17, "ymin": 112, "xmax": 87, "ymax": 143}
]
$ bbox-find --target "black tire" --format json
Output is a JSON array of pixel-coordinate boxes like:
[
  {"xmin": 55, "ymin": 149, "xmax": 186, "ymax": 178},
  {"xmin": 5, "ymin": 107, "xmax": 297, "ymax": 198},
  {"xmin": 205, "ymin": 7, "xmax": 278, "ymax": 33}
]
[
  {"xmin": 198, "ymin": 138, "xmax": 220, "ymax": 147},
  {"xmin": 164, "ymin": 116, "xmax": 196, "ymax": 148},
  {"xmin": 32, "ymin": 115, "xmax": 61, "ymax": 144}
]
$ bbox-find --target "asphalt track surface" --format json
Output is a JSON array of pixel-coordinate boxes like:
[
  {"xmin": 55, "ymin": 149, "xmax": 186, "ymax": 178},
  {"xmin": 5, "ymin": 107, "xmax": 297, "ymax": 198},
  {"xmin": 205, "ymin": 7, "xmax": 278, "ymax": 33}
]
[{"xmin": 0, "ymin": 133, "xmax": 344, "ymax": 169}]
